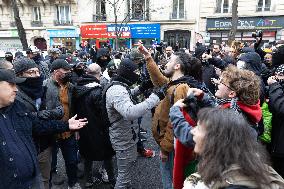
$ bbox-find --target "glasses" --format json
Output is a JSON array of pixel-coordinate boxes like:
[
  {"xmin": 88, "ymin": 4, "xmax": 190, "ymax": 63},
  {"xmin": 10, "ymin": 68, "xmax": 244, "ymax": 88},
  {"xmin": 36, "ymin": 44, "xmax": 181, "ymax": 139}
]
[{"xmin": 217, "ymin": 79, "xmax": 235, "ymax": 91}]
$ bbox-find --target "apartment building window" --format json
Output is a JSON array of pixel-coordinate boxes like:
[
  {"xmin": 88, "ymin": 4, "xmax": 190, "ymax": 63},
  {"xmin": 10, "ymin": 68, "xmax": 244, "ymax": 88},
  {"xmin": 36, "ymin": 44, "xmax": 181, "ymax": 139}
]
[
  {"xmin": 33, "ymin": 7, "xmax": 41, "ymax": 21},
  {"xmin": 216, "ymin": 0, "xmax": 229, "ymax": 13},
  {"xmin": 56, "ymin": 5, "xmax": 71, "ymax": 24},
  {"xmin": 94, "ymin": 0, "xmax": 106, "ymax": 21},
  {"xmin": 257, "ymin": 0, "xmax": 271, "ymax": 11},
  {"xmin": 172, "ymin": 0, "xmax": 185, "ymax": 19},
  {"xmin": 132, "ymin": 0, "xmax": 145, "ymax": 20}
]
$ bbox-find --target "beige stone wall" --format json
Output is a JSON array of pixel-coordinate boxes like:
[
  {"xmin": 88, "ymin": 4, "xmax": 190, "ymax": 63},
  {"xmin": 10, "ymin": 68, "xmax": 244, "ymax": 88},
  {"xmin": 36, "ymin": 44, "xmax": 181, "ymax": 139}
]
[{"xmin": 0, "ymin": 0, "xmax": 79, "ymax": 48}]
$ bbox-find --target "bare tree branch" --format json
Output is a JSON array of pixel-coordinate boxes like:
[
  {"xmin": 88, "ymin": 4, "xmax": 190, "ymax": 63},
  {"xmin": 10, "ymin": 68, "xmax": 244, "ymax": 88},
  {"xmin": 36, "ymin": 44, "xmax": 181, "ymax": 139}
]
[
  {"xmin": 11, "ymin": 0, "xmax": 28, "ymax": 50},
  {"xmin": 228, "ymin": 0, "xmax": 238, "ymax": 46}
]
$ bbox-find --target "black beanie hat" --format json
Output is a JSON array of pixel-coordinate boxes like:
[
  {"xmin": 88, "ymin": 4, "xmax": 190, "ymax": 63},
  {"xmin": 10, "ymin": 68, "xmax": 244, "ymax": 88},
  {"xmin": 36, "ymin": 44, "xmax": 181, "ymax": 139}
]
[
  {"xmin": 13, "ymin": 58, "xmax": 38, "ymax": 75},
  {"xmin": 117, "ymin": 58, "xmax": 139, "ymax": 85}
]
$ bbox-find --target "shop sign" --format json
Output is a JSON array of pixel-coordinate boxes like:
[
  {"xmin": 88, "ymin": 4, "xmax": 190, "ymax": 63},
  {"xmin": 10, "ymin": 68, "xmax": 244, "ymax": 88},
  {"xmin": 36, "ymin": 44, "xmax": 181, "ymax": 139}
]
[
  {"xmin": 47, "ymin": 29, "xmax": 79, "ymax": 38},
  {"xmin": 207, "ymin": 16, "xmax": 284, "ymax": 31},
  {"xmin": 0, "ymin": 38, "xmax": 22, "ymax": 52},
  {"xmin": 129, "ymin": 24, "xmax": 160, "ymax": 39},
  {"xmin": 0, "ymin": 30, "xmax": 19, "ymax": 38},
  {"xmin": 81, "ymin": 25, "xmax": 108, "ymax": 38},
  {"xmin": 107, "ymin": 25, "xmax": 131, "ymax": 38}
]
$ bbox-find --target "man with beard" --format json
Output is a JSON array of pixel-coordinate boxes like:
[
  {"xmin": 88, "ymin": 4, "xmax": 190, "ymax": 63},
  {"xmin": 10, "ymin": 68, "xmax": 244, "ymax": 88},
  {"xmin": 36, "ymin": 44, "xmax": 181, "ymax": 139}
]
[
  {"xmin": 105, "ymin": 58, "xmax": 165, "ymax": 188},
  {"xmin": 138, "ymin": 45, "xmax": 198, "ymax": 189},
  {"xmin": 44, "ymin": 59, "xmax": 82, "ymax": 189},
  {"xmin": 26, "ymin": 46, "xmax": 50, "ymax": 80},
  {"xmin": 14, "ymin": 58, "xmax": 64, "ymax": 189},
  {"xmin": 165, "ymin": 46, "xmax": 173, "ymax": 60}
]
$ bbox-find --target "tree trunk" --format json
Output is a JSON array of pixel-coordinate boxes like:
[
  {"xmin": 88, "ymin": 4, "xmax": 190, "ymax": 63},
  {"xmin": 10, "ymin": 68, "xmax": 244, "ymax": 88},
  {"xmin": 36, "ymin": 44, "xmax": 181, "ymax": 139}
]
[
  {"xmin": 11, "ymin": 0, "xmax": 28, "ymax": 50},
  {"xmin": 228, "ymin": 0, "xmax": 238, "ymax": 46}
]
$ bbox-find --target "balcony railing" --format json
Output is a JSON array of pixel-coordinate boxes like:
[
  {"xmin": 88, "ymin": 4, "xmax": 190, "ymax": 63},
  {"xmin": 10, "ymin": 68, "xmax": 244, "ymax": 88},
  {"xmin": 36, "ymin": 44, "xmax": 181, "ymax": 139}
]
[
  {"xmin": 170, "ymin": 11, "xmax": 187, "ymax": 20},
  {"xmin": 31, "ymin": 20, "xmax": 43, "ymax": 27},
  {"xmin": 128, "ymin": 12, "xmax": 149, "ymax": 21},
  {"xmin": 256, "ymin": 5, "xmax": 271, "ymax": 12},
  {"xmin": 54, "ymin": 20, "xmax": 73, "ymax": 26},
  {"xmin": 93, "ymin": 14, "xmax": 107, "ymax": 22}
]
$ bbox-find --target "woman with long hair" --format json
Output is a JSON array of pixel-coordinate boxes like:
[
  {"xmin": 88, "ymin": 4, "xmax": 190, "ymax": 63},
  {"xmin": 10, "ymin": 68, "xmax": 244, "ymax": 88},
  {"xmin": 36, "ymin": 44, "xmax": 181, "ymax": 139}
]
[{"xmin": 183, "ymin": 108, "xmax": 284, "ymax": 189}]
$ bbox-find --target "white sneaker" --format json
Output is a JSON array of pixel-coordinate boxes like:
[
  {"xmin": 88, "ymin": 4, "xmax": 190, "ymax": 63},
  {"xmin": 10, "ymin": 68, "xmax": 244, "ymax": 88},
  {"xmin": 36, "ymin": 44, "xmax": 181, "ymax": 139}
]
[
  {"xmin": 68, "ymin": 182, "xmax": 82, "ymax": 189},
  {"xmin": 99, "ymin": 167, "xmax": 109, "ymax": 183}
]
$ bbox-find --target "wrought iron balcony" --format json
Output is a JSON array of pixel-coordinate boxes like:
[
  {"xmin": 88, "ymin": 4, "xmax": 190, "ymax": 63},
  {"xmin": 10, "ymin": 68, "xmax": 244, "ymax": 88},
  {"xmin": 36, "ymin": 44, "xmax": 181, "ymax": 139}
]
[
  {"xmin": 54, "ymin": 20, "xmax": 73, "ymax": 26},
  {"xmin": 31, "ymin": 20, "xmax": 43, "ymax": 27},
  {"xmin": 93, "ymin": 14, "xmax": 107, "ymax": 22}
]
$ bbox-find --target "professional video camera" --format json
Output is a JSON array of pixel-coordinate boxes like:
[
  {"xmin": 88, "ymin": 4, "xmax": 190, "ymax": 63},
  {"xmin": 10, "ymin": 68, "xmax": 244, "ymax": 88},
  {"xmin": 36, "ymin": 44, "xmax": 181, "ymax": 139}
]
[
  {"xmin": 155, "ymin": 42, "xmax": 165, "ymax": 54},
  {"xmin": 252, "ymin": 30, "xmax": 263, "ymax": 38}
]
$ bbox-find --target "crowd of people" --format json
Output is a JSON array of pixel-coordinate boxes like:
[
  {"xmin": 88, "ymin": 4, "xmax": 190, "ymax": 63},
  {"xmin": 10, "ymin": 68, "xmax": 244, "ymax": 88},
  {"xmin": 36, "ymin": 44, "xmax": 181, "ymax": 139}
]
[{"xmin": 1, "ymin": 36, "xmax": 284, "ymax": 189}]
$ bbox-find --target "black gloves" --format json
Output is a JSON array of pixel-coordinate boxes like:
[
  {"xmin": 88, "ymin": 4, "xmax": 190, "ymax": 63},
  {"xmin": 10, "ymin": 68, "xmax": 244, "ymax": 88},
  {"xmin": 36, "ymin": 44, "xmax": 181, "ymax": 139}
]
[
  {"xmin": 37, "ymin": 110, "xmax": 52, "ymax": 119},
  {"xmin": 139, "ymin": 79, "xmax": 154, "ymax": 92},
  {"xmin": 152, "ymin": 85, "xmax": 167, "ymax": 100}
]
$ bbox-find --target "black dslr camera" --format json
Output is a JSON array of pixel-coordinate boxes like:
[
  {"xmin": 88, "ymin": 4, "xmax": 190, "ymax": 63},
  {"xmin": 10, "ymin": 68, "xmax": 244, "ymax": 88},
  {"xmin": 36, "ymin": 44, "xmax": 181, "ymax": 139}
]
[{"xmin": 252, "ymin": 30, "xmax": 263, "ymax": 38}]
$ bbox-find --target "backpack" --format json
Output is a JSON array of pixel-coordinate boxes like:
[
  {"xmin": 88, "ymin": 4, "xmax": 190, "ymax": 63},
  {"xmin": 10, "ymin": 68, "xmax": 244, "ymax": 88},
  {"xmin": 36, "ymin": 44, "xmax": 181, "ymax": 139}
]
[{"xmin": 101, "ymin": 81, "xmax": 132, "ymax": 128}]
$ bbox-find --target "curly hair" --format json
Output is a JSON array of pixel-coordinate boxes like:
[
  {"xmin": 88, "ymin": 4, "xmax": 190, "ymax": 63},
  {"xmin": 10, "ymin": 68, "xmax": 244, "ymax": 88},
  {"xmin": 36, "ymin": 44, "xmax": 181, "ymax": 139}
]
[
  {"xmin": 174, "ymin": 52, "xmax": 203, "ymax": 81},
  {"xmin": 221, "ymin": 65, "xmax": 260, "ymax": 105},
  {"xmin": 197, "ymin": 108, "xmax": 270, "ymax": 186}
]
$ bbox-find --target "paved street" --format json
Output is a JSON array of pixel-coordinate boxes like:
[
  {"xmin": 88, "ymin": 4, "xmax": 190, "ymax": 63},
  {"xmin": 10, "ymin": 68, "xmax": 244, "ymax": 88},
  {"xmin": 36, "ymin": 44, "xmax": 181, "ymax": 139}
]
[{"xmin": 52, "ymin": 111, "xmax": 163, "ymax": 189}]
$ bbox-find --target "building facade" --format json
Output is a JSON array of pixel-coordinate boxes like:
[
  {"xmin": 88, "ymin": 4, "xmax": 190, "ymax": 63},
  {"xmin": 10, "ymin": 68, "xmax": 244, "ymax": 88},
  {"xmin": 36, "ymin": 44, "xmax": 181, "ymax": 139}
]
[
  {"xmin": 198, "ymin": 0, "xmax": 284, "ymax": 45},
  {"xmin": 0, "ymin": 0, "xmax": 80, "ymax": 52},
  {"xmin": 78, "ymin": 0, "xmax": 200, "ymax": 50}
]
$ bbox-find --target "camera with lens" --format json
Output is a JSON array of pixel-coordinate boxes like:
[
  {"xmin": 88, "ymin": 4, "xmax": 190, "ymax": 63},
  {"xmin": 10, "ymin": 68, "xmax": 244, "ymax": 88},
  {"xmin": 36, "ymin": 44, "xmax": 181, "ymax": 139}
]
[
  {"xmin": 252, "ymin": 30, "xmax": 263, "ymax": 38},
  {"xmin": 156, "ymin": 42, "xmax": 165, "ymax": 54}
]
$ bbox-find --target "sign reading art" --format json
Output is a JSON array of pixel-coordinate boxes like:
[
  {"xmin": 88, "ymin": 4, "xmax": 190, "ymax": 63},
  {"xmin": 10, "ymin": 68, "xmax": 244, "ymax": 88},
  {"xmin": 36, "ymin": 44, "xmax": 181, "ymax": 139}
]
[{"xmin": 207, "ymin": 16, "xmax": 284, "ymax": 31}]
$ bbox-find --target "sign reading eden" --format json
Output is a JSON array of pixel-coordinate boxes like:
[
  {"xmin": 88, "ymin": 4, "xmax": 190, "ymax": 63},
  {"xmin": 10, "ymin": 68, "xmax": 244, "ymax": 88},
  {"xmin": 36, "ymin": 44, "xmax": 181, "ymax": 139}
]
[{"xmin": 207, "ymin": 16, "xmax": 284, "ymax": 31}]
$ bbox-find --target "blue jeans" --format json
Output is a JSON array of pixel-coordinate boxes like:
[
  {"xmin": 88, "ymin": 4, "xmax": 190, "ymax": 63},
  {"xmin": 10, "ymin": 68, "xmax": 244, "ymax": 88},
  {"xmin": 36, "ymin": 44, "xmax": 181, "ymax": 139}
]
[
  {"xmin": 51, "ymin": 135, "xmax": 78, "ymax": 187},
  {"xmin": 159, "ymin": 151, "xmax": 174, "ymax": 189}
]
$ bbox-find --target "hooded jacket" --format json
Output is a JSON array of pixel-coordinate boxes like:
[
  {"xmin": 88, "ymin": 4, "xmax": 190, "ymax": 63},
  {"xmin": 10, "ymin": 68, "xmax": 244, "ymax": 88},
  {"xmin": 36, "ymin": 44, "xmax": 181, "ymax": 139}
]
[
  {"xmin": 105, "ymin": 78, "xmax": 160, "ymax": 151},
  {"xmin": 96, "ymin": 48, "xmax": 111, "ymax": 69},
  {"xmin": 73, "ymin": 75, "xmax": 115, "ymax": 160}
]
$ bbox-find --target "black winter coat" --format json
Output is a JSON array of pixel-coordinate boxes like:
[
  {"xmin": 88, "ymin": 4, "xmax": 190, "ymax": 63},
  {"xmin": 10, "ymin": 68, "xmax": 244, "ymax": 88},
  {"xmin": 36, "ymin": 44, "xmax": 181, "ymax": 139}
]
[
  {"xmin": 202, "ymin": 64, "xmax": 218, "ymax": 94},
  {"xmin": 74, "ymin": 76, "xmax": 115, "ymax": 160},
  {"xmin": 269, "ymin": 82, "xmax": 284, "ymax": 157}
]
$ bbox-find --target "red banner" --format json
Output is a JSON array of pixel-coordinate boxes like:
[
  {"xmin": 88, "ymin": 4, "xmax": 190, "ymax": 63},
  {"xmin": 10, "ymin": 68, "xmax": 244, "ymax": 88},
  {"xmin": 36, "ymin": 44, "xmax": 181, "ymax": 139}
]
[{"xmin": 81, "ymin": 24, "xmax": 108, "ymax": 39}]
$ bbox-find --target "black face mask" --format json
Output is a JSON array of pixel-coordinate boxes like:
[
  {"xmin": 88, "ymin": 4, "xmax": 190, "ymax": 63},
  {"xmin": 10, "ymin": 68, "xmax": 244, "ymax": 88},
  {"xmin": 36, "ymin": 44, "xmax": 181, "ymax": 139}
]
[
  {"xmin": 74, "ymin": 68, "xmax": 85, "ymax": 76},
  {"xmin": 5, "ymin": 56, "xmax": 13, "ymax": 62},
  {"xmin": 32, "ymin": 54, "xmax": 42, "ymax": 63},
  {"xmin": 18, "ymin": 76, "xmax": 44, "ymax": 100},
  {"xmin": 59, "ymin": 72, "xmax": 72, "ymax": 84}
]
